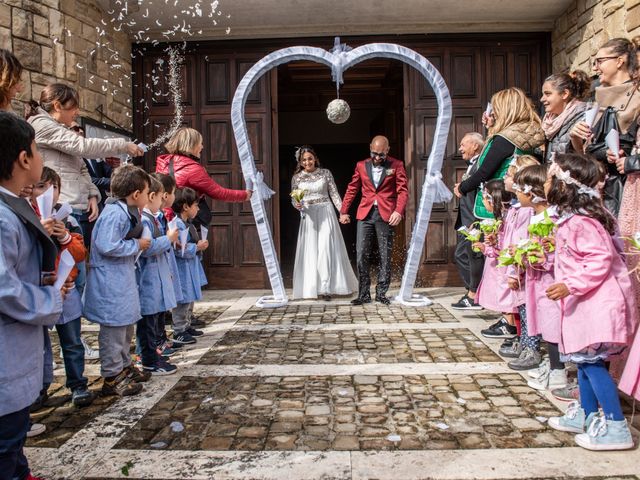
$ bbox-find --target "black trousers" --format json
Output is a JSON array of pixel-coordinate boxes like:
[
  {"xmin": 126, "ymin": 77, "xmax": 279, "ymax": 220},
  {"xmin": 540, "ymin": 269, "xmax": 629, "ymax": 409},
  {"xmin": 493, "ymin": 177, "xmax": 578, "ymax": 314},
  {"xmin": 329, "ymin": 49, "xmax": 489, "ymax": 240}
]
[
  {"xmin": 356, "ymin": 207, "xmax": 394, "ymax": 299},
  {"xmin": 454, "ymin": 233, "xmax": 485, "ymax": 293},
  {"xmin": 0, "ymin": 406, "xmax": 30, "ymax": 480}
]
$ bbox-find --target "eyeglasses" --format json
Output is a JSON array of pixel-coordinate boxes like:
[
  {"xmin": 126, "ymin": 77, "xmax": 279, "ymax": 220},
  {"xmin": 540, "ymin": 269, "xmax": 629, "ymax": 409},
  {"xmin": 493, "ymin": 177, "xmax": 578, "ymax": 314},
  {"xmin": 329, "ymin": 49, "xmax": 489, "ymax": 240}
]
[
  {"xmin": 592, "ymin": 56, "xmax": 619, "ymax": 67},
  {"xmin": 370, "ymin": 151, "xmax": 387, "ymax": 159}
]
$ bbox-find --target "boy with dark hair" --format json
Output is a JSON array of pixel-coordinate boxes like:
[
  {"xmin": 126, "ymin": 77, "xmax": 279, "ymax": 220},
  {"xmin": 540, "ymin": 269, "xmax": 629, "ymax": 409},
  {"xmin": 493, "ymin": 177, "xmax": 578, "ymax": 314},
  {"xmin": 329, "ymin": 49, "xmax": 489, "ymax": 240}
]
[
  {"xmin": 137, "ymin": 176, "xmax": 179, "ymax": 374},
  {"xmin": 83, "ymin": 164, "xmax": 152, "ymax": 396},
  {"xmin": 171, "ymin": 187, "xmax": 209, "ymax": 345},
  {"xmin": 0, "ymin": 112, "xmax": 66, "ymax": 480}
]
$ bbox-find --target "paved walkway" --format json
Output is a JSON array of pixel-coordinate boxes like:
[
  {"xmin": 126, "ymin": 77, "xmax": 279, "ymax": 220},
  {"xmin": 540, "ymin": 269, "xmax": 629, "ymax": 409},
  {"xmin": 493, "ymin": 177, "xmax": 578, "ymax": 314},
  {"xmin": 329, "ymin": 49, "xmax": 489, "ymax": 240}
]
[{"xmin": 26, "ymin": 288, "xmax": 640, "ymax": 479}]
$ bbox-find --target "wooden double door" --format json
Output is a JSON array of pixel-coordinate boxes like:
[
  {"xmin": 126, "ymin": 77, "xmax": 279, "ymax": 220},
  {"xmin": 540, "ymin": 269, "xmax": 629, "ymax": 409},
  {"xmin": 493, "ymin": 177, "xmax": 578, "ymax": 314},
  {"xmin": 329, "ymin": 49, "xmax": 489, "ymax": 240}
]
[{"xmin": 132, "ymin": 33, "xmax": 550, "ymax": 289}]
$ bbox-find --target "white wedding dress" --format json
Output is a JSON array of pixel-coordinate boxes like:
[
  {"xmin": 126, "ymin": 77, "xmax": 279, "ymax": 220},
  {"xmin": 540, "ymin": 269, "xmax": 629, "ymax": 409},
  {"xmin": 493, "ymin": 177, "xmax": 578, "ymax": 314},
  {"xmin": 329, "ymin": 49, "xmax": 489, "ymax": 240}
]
[{"xmin": 292, "ymin": 168, "xmax": 358, "ymax": 299}]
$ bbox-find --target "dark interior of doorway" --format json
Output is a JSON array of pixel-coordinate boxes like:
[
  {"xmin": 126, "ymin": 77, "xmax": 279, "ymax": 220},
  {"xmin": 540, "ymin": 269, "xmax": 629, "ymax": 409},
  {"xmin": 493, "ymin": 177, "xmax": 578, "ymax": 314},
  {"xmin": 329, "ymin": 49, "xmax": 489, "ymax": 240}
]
[{"xmin": 277, "ymin": 59, "xmax": 404, "ymax": 287}]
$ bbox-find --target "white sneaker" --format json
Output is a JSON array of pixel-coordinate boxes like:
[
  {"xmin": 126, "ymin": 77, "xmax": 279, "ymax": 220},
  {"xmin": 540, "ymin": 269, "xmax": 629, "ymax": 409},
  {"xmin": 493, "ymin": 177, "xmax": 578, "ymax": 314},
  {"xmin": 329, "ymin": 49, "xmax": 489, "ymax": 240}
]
[
  {"xmin": 528, "ymin": 367, "xmax": 567, "ymax": 391},
  {"xmin": 27, "ymin": 423, "xmax": 46, "ymax": 437},
  {"xmin": 527, "ymin": 356, "xmax": 550, "ymax": 379},
  {"xmin": 81, "ymin": 337, "xmax": 100, "ymax": 360}
]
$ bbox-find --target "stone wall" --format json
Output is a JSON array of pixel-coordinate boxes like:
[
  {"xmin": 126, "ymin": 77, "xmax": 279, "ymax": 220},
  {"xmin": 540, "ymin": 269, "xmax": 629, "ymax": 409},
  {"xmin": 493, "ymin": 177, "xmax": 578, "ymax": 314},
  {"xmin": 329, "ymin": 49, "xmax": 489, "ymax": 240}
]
[
  {"xmin": 552, "ymin": 0, "xmax": 640, "ymax": 73},
  {"xmin": 0, "ymin": 0, "xmax": 132, "ymax": 129}
]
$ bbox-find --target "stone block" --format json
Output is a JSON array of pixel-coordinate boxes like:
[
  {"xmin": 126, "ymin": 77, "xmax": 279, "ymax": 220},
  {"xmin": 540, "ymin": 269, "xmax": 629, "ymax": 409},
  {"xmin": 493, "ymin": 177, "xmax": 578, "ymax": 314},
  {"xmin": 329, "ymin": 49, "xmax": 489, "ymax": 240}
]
[
  {"xmin": 13, "ymin": 38, "xmax": 41, "ymax": 70},
  {"xmin": 41, "ymin": 45, "xmax": 53, "ymax": 74},
  {"xmin": 48, "ymin": 9, "xmax": 62, "ymax": 38},
  {"xmin": 605, "ymin": 7, "xmax": 627, "ymax": 37},
  {"xmin": 627, "ymin": 0, "xmax": 640, "ymax": 10},
  {"xmin": 0, "ymin": 27, "xmax": 10, "ymax": 50},
  {"xmin": 33, "ymin": 14, "xmax": 48, "ymax": 35},
  {"xmin": 604, "ymin": 0, "xmax": 625, "ymax": 16},
  {"xmin": 53, "ymin": 42, "xmax": 65, "ymax": 77},
  {"xmin": 40, "ymin": 0, "xmax": 59, "ymax": 7},
  {"xmin": 65, "ymin": 51, "xmax": 77, "ymax": 81},
  {"xmin": 33, "ymin": 33, "xmax": 52, "ymax": 46},
  {"xmin": 12, "ymin": 8, "xmax": 32, "ymax": 39},
  {"xmin": 333, "ymin": 435, "xmax": 359, "ymax": 450},
  {"xmin": 0, "ymin": 4, "xmax": 11, "ymax": 28},
  {"xmin": 627, "ymin": 5, "xmax": 640, "ymax": 31}
]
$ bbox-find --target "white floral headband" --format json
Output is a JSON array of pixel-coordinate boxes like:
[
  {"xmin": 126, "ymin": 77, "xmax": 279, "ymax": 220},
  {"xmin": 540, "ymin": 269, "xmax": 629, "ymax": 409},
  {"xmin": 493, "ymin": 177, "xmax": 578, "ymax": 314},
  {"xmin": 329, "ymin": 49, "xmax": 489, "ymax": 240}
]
[
  {"xmin": 512, "ymin": 183, "xmax": 546, "ymax": 204},
  {"xmin": 548, "ymin": 157, "xmax": 600, "ymax": 199}
]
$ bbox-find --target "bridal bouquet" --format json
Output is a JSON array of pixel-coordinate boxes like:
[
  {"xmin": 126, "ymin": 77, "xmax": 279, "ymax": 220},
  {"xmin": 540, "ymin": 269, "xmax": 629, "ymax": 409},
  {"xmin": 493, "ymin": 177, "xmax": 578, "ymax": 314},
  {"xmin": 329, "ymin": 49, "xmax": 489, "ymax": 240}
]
[
  {"xmin": 527, "ymin": 210, "xmax": 556, "ymax": 252},
  {"xmin": 291, "ymin": 188, "xmax": 307, "ymax": 218},
  {"xmin": 498, "ymin": 239, "xmax": 544, "ymax": 268},
  {"xmin": 457, "ymin": 225, "xmax": 482, "ymax": 252}
]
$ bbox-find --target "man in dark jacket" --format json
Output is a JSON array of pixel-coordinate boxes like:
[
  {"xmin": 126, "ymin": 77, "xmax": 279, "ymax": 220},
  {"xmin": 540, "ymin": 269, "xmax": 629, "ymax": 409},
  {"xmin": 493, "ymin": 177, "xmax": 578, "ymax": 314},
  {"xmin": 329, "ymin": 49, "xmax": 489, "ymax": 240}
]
[{"xmin": 452, "ymin": 132, "xmax": 485, "ymax": 310}]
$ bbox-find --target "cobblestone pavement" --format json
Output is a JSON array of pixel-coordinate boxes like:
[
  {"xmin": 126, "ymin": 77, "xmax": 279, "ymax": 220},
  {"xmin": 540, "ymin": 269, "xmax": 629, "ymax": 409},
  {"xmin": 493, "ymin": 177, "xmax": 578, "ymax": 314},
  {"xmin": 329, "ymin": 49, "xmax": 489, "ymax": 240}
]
[{"xmin": 24, "ymin": 289, "xmax": 640, "ymax": 480}]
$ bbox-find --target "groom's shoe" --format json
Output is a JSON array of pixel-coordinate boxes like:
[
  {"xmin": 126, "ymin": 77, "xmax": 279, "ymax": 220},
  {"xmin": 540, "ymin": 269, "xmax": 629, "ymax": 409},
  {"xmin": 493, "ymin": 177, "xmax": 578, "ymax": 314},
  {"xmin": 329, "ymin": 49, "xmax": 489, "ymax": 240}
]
[
  {"xmin": 375, "ymin": 295, "xmax": 391, "ymax": 305},
  {"xmin": 351, "ymin": 297, "xmax": 371, "ymax": 305}
]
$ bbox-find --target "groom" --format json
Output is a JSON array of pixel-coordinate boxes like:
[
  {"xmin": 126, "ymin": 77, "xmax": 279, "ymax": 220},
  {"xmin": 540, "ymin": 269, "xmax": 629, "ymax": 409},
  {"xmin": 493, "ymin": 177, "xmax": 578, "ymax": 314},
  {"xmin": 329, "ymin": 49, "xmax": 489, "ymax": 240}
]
[{"xmin": 340, "ymin": 135, "xmax": 408, "ymax": 305}]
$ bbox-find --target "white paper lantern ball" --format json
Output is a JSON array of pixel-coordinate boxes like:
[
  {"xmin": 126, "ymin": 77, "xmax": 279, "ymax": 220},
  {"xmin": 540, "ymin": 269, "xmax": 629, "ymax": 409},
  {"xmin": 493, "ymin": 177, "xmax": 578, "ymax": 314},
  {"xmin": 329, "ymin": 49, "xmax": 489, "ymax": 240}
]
[{"xmin": 326, "ymin": 98, "xmax": 351, "ymax": 124}]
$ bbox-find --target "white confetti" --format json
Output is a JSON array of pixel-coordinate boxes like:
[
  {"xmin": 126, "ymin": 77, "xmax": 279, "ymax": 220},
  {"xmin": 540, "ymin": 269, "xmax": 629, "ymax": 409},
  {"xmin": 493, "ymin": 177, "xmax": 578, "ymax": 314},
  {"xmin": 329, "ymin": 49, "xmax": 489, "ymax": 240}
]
[
  {"xmin": 150, "ymin": 441, "xmax": 167, "ymax": 448},
  {"xmin": 535, "ymin": 416, "xmax": 548, "ymax": 423},
  {"xmin": 386, "ymin": 434, "xmax": 401, "ymax": 442},
  {"xmin": 434, "ymin": 422, "xmax": 449, "ymax": 430},
  {"xmin": 170, "ymin": 421, "xmax": 184, "ymax": 432},
  {"xmin": 456, "ymin": 397, "xmax": 466, "ymax": 405}
]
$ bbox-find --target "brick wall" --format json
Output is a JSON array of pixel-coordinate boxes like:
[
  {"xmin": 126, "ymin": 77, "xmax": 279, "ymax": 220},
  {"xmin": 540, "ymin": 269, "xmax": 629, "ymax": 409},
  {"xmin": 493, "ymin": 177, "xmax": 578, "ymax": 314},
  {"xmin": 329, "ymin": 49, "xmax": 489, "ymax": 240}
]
[
  {"xmin": 0, "ymin": 0, "xmax": 132, "ymax": 129},
  {"xmin": 552, "ymin": 0, "xmax": 640, "ymax": 73}
]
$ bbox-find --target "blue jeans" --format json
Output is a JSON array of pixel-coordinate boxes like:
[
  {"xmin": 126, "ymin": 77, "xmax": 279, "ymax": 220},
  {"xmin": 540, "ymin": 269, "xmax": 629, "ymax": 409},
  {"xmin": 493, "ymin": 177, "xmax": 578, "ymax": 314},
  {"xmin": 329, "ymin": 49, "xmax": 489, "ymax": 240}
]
[
  {"xmin": 0, "ymin": 406, "xmax": 30, "ymax": 480},
  {"xmin": 56, "ymin": 318, "xmax": 88, "ymax": 391}
]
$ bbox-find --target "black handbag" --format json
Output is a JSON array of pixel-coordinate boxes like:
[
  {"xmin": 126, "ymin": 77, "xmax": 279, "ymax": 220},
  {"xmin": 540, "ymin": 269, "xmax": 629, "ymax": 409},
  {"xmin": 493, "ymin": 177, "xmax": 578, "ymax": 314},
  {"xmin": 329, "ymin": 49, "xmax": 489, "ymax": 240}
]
[
  {"xmin": 168, "ymin": 155, "xmax": 212, "ymax": 229},
  {"xmin": 586, "ymin": 106, "xmax": 638, "ymax": 216}
]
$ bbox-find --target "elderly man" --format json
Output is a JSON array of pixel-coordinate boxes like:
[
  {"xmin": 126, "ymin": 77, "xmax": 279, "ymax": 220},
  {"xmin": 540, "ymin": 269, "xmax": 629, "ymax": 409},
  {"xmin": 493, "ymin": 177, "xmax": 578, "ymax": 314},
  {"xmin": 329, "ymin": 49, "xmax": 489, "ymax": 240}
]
[{"xmin": 451, "ymin": 132, "xmax": 485, "ymax": 310}]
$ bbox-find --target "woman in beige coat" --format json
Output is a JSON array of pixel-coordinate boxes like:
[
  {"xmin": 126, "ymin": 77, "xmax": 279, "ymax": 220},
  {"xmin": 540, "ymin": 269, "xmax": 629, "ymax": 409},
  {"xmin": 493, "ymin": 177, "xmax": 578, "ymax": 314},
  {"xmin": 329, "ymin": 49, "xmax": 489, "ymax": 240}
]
[{"xmin": 26, "ymin": 83, "xmax": 142, "ymax": 237}]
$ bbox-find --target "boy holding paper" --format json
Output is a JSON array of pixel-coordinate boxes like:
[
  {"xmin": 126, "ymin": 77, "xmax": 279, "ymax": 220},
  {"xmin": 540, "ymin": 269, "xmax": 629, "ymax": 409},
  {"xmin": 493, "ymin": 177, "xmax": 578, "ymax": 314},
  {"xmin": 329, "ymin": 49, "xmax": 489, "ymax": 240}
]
[
  {"xmin": 138, "ymin": 176, "xmax": 180, "ymax": 374},
  {"xmin": 83, "ymin": 164, "xmax": 152, "ymax": 396},
  {"xmin": 31, "ymin": 167, "xmax": 95, "ymax": 407},
  {"xmin": 0, "ymin": 113, "xmax": 66, "ymax": 480},
  {"xmin": 171, "ymin": 187, "xmax": 208, "ymax": 345}
]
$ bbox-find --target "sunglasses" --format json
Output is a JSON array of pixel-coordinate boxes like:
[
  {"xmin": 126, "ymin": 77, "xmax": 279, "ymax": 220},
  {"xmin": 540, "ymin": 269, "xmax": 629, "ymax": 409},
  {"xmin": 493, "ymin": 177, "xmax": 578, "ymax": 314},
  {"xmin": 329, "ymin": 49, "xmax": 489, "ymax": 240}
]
[{"xmin": 370, "ymin": 151, "xmax": 387, "ymax": 159}]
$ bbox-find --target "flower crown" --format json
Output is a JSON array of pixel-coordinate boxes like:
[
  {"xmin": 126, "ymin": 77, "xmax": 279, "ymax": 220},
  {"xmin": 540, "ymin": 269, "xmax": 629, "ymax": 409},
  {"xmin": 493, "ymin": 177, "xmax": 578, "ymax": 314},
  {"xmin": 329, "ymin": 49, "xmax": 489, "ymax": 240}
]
[
  {"xmin": 512, "ymin": 182, "xmax": 546, "ymax": 204},
  {"xmin": 548, "ymin": 153, "xmax": 600, "ymax": 199}
]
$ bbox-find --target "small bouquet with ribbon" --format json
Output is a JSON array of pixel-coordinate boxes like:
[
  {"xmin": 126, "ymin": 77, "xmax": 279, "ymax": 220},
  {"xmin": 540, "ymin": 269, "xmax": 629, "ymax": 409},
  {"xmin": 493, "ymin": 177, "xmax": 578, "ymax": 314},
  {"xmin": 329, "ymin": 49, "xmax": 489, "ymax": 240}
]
[
  {"xmin": 475, "ymin": 219, "xmax": 502, "ymax": 235},
  {"xmin": 457, "ymin": 225, "xmax": 482, "ymax": 252},
  {"xmin": 290, "ymin": 188, "xmax": 307, "ymax": 218},
  {"xmin": 527, "ymin": 210, "xmax": 556, "ymax": 252},
  {"xmin": 498, "ymin": 239, "xmax": 544, "ymax": 268}
]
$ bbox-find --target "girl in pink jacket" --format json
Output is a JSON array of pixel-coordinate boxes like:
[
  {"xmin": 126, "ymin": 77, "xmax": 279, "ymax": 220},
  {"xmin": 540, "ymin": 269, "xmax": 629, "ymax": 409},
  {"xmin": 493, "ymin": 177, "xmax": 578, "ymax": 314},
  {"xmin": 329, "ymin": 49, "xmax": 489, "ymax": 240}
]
[
  {"xmin": 545, "ymin": 153, "xmax": 635, "ymax": 451},
  {"xmin": 474, "ymin": 180, "xmax": 515, "ymax": 319},
  {"xmin": 512, "ymin": 165, "xmax": 567, "ymax": 392}
]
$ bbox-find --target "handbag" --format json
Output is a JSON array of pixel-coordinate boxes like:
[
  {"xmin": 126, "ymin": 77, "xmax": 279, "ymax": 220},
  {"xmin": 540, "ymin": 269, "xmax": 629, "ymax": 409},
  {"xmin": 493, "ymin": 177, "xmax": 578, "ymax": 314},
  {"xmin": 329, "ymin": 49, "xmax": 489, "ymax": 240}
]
[
  {"xmin": 168, "ymin": 155, "xmax": 212, "ymax": 229},
  {"xmin": 586, "ymin": 106, "xmax": 638, "ymax": 216}
]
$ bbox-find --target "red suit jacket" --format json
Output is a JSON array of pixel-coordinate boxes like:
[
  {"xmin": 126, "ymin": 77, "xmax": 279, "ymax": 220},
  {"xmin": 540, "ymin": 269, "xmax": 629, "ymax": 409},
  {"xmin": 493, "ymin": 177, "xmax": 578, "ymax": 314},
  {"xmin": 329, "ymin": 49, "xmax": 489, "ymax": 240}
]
[{"xmin": 340, "ymin": 156, "xmax": 409, "ymax": 222}]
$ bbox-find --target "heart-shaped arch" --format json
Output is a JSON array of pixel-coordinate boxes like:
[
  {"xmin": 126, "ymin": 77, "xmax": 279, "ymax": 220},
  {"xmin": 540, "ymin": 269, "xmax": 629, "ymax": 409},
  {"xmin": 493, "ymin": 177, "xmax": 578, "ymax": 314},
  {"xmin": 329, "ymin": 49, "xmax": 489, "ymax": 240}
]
[{"xmin": 231, "ymin": 43, "xmax": 453, "ymax": 307}]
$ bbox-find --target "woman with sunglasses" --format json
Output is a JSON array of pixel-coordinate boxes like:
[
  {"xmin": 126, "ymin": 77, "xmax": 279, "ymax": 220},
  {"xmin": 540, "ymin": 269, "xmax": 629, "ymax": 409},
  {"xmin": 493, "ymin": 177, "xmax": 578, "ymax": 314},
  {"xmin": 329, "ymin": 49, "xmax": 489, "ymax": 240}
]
[{"xmin": 569, "ymin": 37, "xmax": 640, "ymax": 216}]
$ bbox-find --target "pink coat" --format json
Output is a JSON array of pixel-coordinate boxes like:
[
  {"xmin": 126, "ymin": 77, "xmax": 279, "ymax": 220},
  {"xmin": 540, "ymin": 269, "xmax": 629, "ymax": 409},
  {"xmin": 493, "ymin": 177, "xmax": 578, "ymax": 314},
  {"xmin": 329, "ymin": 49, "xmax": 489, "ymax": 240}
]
[
  {"xmin": 525, "ymin": 211, "xmax": 561, "ymax": 343},
  {"xmin": 554, "ymin": 215, "xmax": 637, "ymax": 354},
  {"xmin": 501, "ymin": 204, "xmax": 533, "ymax": 308},
  {"xmin": 476, "ymin": 225, "xmax": 517, "ymax": 313}
]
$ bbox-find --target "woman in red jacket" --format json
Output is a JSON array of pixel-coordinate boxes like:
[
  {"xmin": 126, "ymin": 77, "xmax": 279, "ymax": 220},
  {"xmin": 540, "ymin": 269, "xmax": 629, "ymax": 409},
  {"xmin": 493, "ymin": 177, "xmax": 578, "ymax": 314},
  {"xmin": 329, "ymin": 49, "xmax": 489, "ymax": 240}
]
[{"xmin": 155, "ymin": 127, "xmax": 251, "ymax": 224}]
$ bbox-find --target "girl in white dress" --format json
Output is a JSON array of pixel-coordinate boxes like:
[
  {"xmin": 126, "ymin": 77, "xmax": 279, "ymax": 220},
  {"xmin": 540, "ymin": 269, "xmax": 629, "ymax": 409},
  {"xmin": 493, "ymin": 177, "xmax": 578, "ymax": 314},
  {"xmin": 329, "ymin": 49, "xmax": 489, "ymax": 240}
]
[{"xmin": 291, "ymin": 146, "xmax": 358, "ymax": 300}]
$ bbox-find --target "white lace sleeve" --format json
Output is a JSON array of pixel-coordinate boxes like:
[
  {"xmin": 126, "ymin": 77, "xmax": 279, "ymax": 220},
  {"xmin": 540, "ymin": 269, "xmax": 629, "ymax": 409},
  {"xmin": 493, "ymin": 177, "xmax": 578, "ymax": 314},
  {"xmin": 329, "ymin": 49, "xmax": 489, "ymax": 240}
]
[
  {"xmin": 325, "ymin": 169, "xmax": 342, "ymax": 211},
  {"xmin": 291, "ymin": 173, "xmax": 299, "ymax": 208}
]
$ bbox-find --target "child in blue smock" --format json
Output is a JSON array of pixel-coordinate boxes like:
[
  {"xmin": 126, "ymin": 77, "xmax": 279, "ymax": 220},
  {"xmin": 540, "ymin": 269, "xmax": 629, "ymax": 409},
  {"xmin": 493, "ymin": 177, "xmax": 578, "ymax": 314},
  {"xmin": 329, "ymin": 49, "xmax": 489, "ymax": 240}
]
[
  {"xmin": 83, "ymin": 165, "xmax": 152, "ymax": 397},
  {"xmin": 171, "ymin": 187, "xmax": 208, "ymax": 345},
  {"xmin": 31, "ymin": 167, "xmax": 95, "ymax": 408},
  {"xmin": 138, "ymin": 176, "xmax": 179, "ymax": 375},
  {"xmin": 150, "ymin": 172, "xmax": 182, "ymax": 356},
  {"xmin": 0, "ymin": 113, "xmax": 66, "ymax": 480}
]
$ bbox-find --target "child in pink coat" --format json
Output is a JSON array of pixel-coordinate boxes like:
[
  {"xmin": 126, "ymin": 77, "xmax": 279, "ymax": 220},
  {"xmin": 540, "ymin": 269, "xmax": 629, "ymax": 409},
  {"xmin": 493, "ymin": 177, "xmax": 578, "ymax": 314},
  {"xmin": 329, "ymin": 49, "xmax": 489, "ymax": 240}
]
[
  {"xmin": 545, "ymin": 153, "xmax": 636, "ymax": 451},
  {"xmin": 474, "ymin": 180, "xmax": 515, "ymax": 316},
  {"xmin": 499, "ymin": 156, "xmax": 540, "ymax": 371},
  {"xmin": 512, "ymin": 164, "xmax": 567, "ymax": 391}
]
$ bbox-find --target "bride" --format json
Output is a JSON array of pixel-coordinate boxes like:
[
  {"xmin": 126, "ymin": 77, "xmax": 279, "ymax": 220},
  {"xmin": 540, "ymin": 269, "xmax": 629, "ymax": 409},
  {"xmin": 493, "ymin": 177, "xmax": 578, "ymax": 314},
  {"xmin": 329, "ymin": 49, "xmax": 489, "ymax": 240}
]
[{"xmin": 291, "ymin": 146, "xmax": 358, "ymax": 300}]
